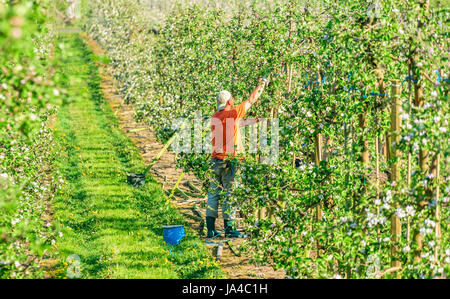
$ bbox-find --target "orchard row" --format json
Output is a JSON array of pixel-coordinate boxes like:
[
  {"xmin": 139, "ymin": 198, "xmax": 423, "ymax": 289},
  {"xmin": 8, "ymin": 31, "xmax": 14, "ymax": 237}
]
[
  {"xmin": 85, "ymin": 0, "xmax": 449, "ymax": 278},
  {"xmin": 0, "ymin": 0, "xmax": 75, "ymax": 278}
]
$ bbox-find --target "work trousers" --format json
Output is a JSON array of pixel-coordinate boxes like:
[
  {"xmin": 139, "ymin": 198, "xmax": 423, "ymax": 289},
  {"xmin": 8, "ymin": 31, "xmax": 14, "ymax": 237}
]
[{"xmin": 206, "ymin": 158, "xmax": 238, "ymax": 220}]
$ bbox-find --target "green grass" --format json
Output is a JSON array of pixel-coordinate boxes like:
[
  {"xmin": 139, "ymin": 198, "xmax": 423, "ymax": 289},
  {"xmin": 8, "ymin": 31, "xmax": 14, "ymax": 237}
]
[{"xmin": 51, "ymin": 34, "xmax": 223, "ymax": 279}]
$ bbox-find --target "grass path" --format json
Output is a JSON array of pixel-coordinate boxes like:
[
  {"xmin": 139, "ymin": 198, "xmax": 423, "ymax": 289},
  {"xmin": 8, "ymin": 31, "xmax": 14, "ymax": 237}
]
[
  {"xmin": 51, "ymin": 34, "xmax": 223, "ymax": 278},
  {"xmin": 85, "ymin": 34, "xmax": 286, "ymax": 279}
]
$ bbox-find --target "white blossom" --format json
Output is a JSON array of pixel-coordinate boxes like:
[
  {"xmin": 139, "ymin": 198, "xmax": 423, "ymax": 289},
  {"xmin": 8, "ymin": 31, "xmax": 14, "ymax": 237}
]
[
  {"xmin": 425, "ymin": 219, "xmax": 436, "ymax": 228},
  {"xmin": 405, "ymin": 206, "xmax": 415, "ymax": 217},
  {"xmin": 396, "ymin": 208, "xmax": 406, "ymax": 219}
]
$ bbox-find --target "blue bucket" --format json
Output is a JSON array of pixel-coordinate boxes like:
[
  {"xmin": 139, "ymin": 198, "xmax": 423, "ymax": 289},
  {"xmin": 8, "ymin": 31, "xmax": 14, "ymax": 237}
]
[{"xmin": 162, "ymin": 225, "xmax": 185, "ymax": 246}]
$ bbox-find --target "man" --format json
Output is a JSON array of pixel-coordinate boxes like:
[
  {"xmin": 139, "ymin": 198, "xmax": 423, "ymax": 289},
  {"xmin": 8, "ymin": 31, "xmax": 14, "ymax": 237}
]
[{"xmin": 206, "ymin": 77, "xmax": 269, "ymax": 238}]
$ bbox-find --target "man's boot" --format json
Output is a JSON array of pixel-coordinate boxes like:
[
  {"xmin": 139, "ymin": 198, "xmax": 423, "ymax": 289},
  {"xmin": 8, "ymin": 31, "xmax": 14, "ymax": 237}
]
[
  {"xmin": 206, "ymin": 216, "xmax": 219, "ymax": 238},
  {"xmin": 224, "ymin": 219, "xmax": 246, "ymax": 238}
]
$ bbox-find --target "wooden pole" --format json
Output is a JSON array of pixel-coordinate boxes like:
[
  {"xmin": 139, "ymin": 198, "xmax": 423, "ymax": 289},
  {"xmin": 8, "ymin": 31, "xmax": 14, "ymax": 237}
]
[
  {"xmin": 414, "ymin": 83, "xmax": 429, "ymax": 173},
  {"xmin": 376, "ymin": 135, "xmax": 381, "ymax": 237},
  {"xmin": 251, "ymin": 123, "xmax": 260, "ymax": 220},
  {"xmin": 358, "ymin": 111, "xmax": 370, "ymax": 166},
  {"xmin": 390, "ymin": 82, "xmax": 402, "ymax": 181},
  {"xmin": 259, "ymin": 207, "xmax": 267, "ymax": 220},
  {"xmin": 411, "ymin": 0, "xmax": 432, "ymax": 263},
  {"xmin": 411, "ymin": 61, "xmax": 424, "ymax": 261},
  {"xmin": 314, "ymin": 133, "xmax": 323, "ymax": 222},
  {"xmin": 344, "ymin": 116, "xmax": 350, "ymax": 211},
  {"xmin": 432, "ymin": 154, "xmax": 441, "ymax": 261},
  {"xmin": 389, "ymin": 80, "xmax": 402, "ymax": 274},
  {"xmin": 314, "ymin": 132, "xmax": 323, "ymax": 258},
  {"xmin": 314, "ymin": 68, "xmax": 324, "ymax": 258},
  {"xmin": 406, "ymin": 64, "xmax": 413, "ymax": 243}
]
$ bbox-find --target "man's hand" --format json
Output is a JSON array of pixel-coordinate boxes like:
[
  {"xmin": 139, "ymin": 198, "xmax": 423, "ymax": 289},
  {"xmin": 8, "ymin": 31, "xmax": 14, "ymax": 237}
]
[
  {"xmin": 258, "ymin": 77, "xmax": 269, "ymax": 88},
  {"xmin": 256, "ymin": 77, "xmax": 269, "ymax": 97},
  {"xmin": 246, "ymin": 77, "xmax": 269, "ymax": 111}
]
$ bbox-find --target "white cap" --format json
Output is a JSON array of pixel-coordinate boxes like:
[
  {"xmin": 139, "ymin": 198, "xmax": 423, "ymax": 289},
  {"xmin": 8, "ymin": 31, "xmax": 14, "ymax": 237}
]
[{"xmin": 216, "ymin": 90, "xmax": 231, "ymax": 111}]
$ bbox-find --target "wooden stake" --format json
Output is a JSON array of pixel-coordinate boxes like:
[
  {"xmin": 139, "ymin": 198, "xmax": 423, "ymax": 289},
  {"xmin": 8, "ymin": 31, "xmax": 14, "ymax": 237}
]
[
  {"xmin": 314, "ymin": 132, "xmax": 323, "ymax": 258},
  {"xmin": 314, "ymin": 133, "xmax": 323, "ymax": 222},
  {"xmin": 411, "ymin": 55, "xmax": 427, "ymax": 261},
  {"xmin": 376, "ymin": 135, "xmax": 380, "ymax": 237},
  {"xmin": 413, "ymin": 55, "xmax": 429, "ymax": 172},
  {"xmin": 383, "ymin": 132, "xmax": 390, "ymax": 161},
  {"xmin": 406, "ymin": 64, "xmax": 412, "ymax": 244},
  {"xmin": 432, "ymin": 154, "xmax": 441, "ymax": 261},
  {"xmin": 389, "ymin": 80, "xmax": 402, "ymax": 273},
  {"xmin": 358, "ymin": 111, "xmax": 369, "ymax": 166},
  {"xmin": 389, "ymin": 82, "xmax": 402, "ymax": 182}
]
